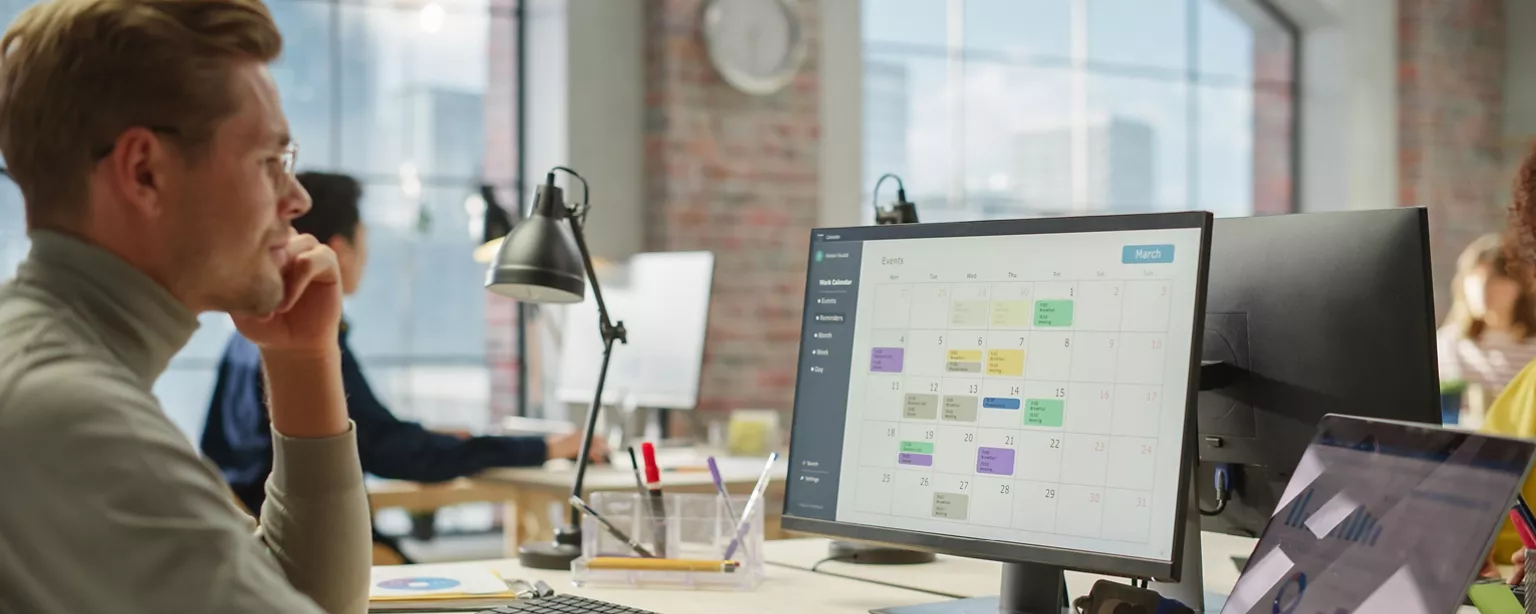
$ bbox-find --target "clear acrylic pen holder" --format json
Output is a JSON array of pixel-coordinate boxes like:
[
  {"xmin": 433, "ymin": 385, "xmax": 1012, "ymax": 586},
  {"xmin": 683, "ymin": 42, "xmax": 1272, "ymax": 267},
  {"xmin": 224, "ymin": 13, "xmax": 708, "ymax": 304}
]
[{"xmin": 572, "ymin": 491, "xmax": 765, "ymax": 590}]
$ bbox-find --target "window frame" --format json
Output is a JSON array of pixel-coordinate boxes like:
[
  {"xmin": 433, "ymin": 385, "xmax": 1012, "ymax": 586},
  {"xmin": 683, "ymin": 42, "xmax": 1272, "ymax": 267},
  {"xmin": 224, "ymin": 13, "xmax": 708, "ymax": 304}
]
[{"xmin": 855, "ymin": 0, "xmax": 1302, "ymax": 220}]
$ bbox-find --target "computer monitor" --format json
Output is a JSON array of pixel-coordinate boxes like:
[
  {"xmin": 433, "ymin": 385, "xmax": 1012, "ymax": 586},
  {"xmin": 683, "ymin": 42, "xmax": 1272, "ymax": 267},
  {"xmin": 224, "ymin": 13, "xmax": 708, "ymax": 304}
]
[
  {"xmin": 782, "ymin": 213, "xmax": 1214, "ymax": 613},
  {"xmin": 555, "ymin": 251, "xmax": 715, "ymax": 410},
  {"xmin": 1196, "ymin": 208, "xmax": 1440, "ymax": 538}
]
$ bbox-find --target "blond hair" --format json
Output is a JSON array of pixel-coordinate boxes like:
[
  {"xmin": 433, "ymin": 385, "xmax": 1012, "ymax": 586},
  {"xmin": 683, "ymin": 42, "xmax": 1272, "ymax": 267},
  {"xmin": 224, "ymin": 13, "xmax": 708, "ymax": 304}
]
[{"xmin": 0, "ymin": 0, "xmax": 282, "ymax": 224}]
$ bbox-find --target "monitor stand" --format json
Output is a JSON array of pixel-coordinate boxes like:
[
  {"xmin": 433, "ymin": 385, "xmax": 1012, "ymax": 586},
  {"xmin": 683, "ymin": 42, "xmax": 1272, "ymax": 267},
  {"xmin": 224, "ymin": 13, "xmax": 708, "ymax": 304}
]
[
  {"xmin": 871, "ymin": 561, "xmax": 1068, "ymax": 614},
  {"xmin": 829, "ymin": 540, "xmax": 938, "ymax": 565}
]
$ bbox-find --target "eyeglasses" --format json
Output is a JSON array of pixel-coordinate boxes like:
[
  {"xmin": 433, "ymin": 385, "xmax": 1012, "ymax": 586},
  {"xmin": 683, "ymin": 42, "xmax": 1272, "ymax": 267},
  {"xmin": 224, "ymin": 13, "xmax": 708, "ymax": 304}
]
[
  {"xmin": 93, "ymin": 129, "xmax": 298, "ymax": 189},
  {"xmin": 271, "ymin": 140, "xmax": 299, "ymax": 187}
]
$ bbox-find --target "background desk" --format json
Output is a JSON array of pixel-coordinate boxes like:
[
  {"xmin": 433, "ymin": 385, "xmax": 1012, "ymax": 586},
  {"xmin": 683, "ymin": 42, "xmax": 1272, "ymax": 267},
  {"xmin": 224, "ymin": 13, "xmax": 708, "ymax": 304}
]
[{"xmin": 368, "ymin": 479, "xmax": 521, "ymax": 513}]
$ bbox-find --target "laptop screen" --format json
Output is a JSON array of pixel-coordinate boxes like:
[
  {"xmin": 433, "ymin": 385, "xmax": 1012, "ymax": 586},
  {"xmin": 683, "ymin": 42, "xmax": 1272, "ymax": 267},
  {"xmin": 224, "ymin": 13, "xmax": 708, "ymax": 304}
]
[{"xmin": 1221, "ymin": 415, "xmax": 1535, "ymax": 614}]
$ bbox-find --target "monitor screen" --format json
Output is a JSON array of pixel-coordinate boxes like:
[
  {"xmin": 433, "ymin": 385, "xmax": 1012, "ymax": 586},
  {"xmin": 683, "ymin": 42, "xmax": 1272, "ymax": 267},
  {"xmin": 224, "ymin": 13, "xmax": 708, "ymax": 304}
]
[
  {"xmin": 555, "ymin": 251, "xmax": 715, "ymax": 410},
  {"xmin": 783, "ymin": 213, "xmax": 1211, "ymax": 578},
  {"xmin": 1221, "ymin": 415, "xmax": 1535, "ymax": 614}
]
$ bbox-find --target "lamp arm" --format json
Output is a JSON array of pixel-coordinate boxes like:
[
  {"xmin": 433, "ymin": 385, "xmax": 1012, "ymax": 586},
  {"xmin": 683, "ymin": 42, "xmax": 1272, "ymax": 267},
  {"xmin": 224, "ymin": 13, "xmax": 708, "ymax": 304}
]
[
  {"xmin": 562, "ymin": 212, "xmax": 626, "ymax": 529},
  {"xmin": 564, "ymin": 214, "xmax": 626, "ymax": 345}
]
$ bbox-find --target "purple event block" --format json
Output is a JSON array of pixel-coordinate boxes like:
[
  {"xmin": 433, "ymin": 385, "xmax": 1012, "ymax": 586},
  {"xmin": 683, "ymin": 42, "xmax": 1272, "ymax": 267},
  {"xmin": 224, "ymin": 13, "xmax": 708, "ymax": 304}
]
[
  {"xmin": 976, "ymin": 447, "xmax": 1015, "ymax": 476},
  {"xmin": 898, "ymin": 452, "xmax": 934, "ymax": 467},
  {"xmin": 871, "ymin": 347, "xmax": 905, "ymax": 373}
]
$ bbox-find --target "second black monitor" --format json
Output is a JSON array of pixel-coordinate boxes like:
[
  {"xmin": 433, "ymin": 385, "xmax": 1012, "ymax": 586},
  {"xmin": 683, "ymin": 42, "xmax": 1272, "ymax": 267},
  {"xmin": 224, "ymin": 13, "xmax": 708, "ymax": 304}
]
[{"xmin": 1197, "ymin": 207, "xmax": 1441, "ymax": 536}]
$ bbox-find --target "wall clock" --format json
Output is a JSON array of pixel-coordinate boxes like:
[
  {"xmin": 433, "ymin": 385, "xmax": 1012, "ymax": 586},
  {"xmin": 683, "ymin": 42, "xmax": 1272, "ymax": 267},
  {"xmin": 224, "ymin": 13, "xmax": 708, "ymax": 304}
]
[{"xmin": 701, "ymin": 0, "xmax": 808, "ymax": 96}]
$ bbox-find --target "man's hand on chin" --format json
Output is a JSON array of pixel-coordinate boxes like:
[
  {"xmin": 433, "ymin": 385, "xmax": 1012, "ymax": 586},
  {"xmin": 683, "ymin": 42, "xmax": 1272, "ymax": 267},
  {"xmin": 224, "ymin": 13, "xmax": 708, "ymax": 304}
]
[
  {"xmin": 231, "ymin": 232, "xmax": 349, "ymax": 439},
  {"xmin": 231, "ymin": 231, "xmax": 343, "ymax": 353}
]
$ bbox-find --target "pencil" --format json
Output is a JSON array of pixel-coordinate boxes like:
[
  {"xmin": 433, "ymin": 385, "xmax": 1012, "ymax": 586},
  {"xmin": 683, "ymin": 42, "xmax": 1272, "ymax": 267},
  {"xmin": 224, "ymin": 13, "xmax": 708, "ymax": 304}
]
[{"xmin": 585, "ymin": 557, "xmax": 738, "ymax": 573}]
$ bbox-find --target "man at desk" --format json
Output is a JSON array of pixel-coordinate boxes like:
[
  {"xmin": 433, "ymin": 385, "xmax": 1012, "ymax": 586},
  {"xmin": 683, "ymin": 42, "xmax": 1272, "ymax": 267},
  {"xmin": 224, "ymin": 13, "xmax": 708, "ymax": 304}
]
[
  {"xmin": 202, "ymin": 171, "xmax": 604, "ymax": 518},
  {"xmin": 0, "ymin": 1, "xmax": 371, "ymax": 611}
]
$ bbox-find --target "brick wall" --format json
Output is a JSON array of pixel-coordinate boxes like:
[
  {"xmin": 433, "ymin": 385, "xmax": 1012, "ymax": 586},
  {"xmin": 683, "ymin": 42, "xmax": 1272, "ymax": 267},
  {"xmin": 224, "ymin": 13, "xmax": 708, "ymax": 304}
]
[
  {"xmin": 1252, "ymin": 22, "xmax": 1294, "ymax": 215},
  {"xmin": 1253, "ymin": 30, "xmax": 1290, "ymax": 216},
  {"xmin": 484, "ymin": 10, "xmax": 521, "ymax": 422},
  {"xmin": 644, "ymin": 0, "xmax": 821, "ymax": 414},
  {"xmin": 1398, "ymin": 0, "xmax": 1507, "ymax": 317}
]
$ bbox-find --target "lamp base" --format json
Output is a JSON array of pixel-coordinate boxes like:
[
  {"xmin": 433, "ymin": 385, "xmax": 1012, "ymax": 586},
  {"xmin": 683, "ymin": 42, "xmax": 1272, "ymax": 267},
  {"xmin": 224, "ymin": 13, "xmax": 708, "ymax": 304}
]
[{"xmin": 518, "ymin": 525, "xmax": 583, "ymax": 570}]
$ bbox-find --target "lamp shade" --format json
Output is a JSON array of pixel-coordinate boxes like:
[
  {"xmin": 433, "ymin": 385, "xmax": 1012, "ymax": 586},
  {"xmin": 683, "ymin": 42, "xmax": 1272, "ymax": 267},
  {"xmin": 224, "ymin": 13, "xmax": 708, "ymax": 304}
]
[{"xmin": 484, "ymin": 183, "xmax": 586, "ymax": 304}]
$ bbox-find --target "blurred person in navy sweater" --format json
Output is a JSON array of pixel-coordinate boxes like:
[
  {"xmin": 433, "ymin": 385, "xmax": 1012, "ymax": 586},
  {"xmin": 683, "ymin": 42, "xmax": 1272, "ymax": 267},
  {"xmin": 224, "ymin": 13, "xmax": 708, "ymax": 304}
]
[{"xmin": 202, "ymin": 172, "xmax": 603, "ymax": 526}]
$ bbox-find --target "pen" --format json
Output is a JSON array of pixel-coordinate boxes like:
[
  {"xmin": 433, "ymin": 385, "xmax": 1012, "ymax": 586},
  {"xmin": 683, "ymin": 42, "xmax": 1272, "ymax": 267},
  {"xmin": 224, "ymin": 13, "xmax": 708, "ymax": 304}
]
[
  {"xmin": 627, "ymin": 447, "xmax": 649, "ymax": 495},
  {"xmin": 585, "ymin": 557, "xmax": 739, "ymax": 573},
  {"xmin": 707, "ymin": 456, "xmax": 748, "ymax": 558},
  {"xmin": 641, "ymin": 442, "xmax": 668, "ymax": 558},
  {"xmin": 723, "ymin": 452, "xmax": 778, "ymax": 561},
  {"xmin": 569, "ymin": 496, "xmax": 655, "ymax": 558},
  {"xmin": 627, "ymin": 447, "xmax": 658, "ymax": 548}
]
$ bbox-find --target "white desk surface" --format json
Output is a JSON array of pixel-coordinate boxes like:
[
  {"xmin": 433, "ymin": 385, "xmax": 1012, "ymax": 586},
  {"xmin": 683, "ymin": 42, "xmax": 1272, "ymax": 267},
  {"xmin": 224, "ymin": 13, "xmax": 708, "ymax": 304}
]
[
  {"xmin": 380, "ymin": 557, "xmax": 945, "ymax": 614},
  {"xmin": 377, "ymin": 535, "xmax": 1489, "ymax": 614},
  {"xmin": 762, "ymin": 533, "xmax": 1254, "ymax": 602},
  {"xmin": 761, "ymin": 535, "xmax": 1484, "ymax": 614}
]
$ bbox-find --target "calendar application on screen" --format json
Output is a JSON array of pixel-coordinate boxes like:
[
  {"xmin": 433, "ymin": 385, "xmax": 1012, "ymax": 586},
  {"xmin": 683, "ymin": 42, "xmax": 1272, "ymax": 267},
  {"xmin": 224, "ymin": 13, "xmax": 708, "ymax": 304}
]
[{"xmin": 787, "ymin": 225, "xmax": 1205, "ymax": 564}]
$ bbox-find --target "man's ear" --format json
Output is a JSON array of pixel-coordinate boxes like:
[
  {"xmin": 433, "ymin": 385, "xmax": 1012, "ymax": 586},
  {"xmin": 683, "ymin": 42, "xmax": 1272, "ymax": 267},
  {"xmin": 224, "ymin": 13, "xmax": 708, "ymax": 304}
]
[{"xmin": 103, "ymin": 127, "xmax": 172, "ymax": 217}]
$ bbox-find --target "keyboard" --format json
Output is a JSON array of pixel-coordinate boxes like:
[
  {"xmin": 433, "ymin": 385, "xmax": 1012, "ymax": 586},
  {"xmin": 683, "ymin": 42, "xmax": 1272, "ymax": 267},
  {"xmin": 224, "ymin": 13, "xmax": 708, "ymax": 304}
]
[{"xmin": 479, "ymin": 593, "xmax": 661, "ymax": 614}]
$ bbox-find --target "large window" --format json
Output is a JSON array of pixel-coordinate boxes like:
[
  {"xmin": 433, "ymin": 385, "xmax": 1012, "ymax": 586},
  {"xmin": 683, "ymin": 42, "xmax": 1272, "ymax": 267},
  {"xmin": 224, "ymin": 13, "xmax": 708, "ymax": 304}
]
[
  {"xmin": 0, "ymin": 0, "xmax": 521, "ymax": 440},
  {"xmin": 862, "ymin": 0, "xmax": 1296, "ymax": 222}
]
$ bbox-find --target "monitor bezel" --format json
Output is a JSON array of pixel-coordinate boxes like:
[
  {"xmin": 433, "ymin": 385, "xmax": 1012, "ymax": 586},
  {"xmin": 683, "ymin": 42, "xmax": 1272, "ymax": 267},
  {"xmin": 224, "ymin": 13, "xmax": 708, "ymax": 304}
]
[{"xmin": 781, "ymin": 211, "xmax": 1214, "ymax": 581}]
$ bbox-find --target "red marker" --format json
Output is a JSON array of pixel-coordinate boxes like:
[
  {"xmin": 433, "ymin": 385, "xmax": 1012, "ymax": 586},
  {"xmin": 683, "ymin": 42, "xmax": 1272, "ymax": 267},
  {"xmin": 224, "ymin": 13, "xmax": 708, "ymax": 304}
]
[
  {"xmin": 641, "ymin": 442, "xmax": 668, "ymax": 557},
  {"xmin": 1511, "ymin": 509, "xmax": 1536, "ymax": 550}
]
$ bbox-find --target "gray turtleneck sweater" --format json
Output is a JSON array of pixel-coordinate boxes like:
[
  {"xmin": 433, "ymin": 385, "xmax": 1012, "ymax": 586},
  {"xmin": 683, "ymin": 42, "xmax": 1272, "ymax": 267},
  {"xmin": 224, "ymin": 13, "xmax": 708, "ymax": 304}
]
[{"xmin": 0, "ymin": 231, "xmax": 371, "ymax": 614}]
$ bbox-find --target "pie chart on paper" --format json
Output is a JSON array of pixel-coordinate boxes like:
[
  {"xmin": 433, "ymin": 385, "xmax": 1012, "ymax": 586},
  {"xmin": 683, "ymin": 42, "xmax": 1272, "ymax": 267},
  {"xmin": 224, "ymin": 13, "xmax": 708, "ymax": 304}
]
[
  {"xmin": 376, "ymin": 577, "xmax": 462, "ymax": 592},
  {"xmin": 370, "ymin": 564, "xmax": 512, "ymax": 601}
]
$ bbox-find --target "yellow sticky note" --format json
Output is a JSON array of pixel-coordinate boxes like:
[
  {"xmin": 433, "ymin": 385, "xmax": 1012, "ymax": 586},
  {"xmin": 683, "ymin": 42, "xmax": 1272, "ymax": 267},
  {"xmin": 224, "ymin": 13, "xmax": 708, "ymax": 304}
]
[
  {"xmin": 946, "ymin": 349, "xmax": 983, "ymax": 362},
  {"xmin": 986, "ymin": 349, "xmax": 1024, "ymax": 376}
]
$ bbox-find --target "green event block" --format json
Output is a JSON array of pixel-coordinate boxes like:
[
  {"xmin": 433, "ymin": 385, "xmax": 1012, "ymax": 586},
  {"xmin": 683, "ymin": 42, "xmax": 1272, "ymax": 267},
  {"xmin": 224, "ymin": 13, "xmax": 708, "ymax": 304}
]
[
  {"xmin": 1025, "ymin": 399, "xmax": 1065, "ymax": 427},
  {"xmin": 1034, "ymin": 300, "xmax": 1075, "ymax": 327}
]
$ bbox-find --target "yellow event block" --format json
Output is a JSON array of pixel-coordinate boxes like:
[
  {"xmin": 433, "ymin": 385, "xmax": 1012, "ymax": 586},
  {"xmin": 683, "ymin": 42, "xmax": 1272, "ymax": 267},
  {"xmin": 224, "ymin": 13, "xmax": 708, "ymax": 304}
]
[
  {"xmin": 990, "ymin": 300, "xmax": 1033, "ymax": 327},
  {"xmin": 947, "ymin": 349, "xmax": 983, "ymax": 363},
  {"xmin": 986, "ymin": 349, "xmax": 1025, "ymax": 376}
]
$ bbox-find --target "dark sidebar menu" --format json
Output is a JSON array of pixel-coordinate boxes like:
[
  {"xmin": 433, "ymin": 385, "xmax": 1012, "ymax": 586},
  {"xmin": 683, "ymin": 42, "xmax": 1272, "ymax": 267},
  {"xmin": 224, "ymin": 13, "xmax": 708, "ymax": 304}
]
[{"xmin": 785, "ymin": 234, "xmax": 864, "ymax": 521}]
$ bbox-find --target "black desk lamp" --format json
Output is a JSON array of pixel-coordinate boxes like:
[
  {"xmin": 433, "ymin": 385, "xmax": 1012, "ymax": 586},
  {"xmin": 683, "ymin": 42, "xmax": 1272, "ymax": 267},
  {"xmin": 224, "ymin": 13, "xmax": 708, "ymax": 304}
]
[
  {"xmin": 485, "ymin": 166, "xmax": 627, "ymax": 570},
  {"xmin": 872, "ymin": 173, "xmax": 919, "ymax": 225}
]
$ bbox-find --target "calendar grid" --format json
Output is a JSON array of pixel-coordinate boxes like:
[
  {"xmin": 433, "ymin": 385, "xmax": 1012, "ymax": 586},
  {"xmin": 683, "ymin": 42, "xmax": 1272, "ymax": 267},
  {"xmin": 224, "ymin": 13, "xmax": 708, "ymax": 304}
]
[
  {"xmin": 852, "ymin": 275, "xmax": 1173, "ymax": 543},
  {"xmin": 827, "ymin": 226, "xmax": 1205, "ymax": 566}
]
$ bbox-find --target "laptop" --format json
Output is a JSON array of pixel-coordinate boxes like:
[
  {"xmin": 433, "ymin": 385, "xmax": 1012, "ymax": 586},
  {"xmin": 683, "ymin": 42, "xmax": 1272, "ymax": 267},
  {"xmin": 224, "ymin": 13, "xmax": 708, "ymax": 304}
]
[{"xmin": 1221, "ymin": 414, "xmax": 1536, "ymax": 614}]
